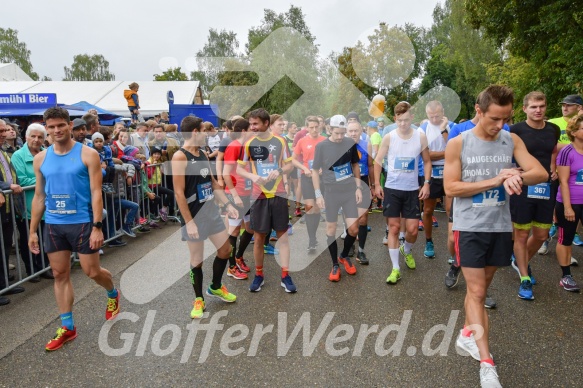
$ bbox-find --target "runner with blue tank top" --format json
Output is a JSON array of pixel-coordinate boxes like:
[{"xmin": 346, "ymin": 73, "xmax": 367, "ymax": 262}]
[
  {"xmin": 28, "ymin": 107, "xmax": 119, "ymax": 352},
  {"xmin": 444, "ymin": 85, "xmax": 547, "ymax": 388}
]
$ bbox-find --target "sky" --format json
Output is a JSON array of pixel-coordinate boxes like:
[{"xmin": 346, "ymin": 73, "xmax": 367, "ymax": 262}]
[{"xmin": 2, "ymin": 0, "xmax": 439, "ymax": 81}]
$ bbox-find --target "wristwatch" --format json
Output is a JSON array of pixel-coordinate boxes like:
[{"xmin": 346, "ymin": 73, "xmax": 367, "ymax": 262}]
[
  {"xmin": 424, "ymin": 179, "xmax": 431, "ymax": 185},
  {"xmin": 441, "ymin": 128, "xmax": 448, "ymax": 135},
  {"xmin": 92, "ymin": 221, "xmax": 103, "ymax": 229},
  {"xmin": 277, "ymin": 167, "xmax": 284, "ymax": 175}
]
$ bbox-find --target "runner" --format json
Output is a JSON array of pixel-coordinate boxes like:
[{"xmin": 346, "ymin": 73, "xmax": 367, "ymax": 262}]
[
  {"xmin": 312, "ymin": 115, "xmax": 361, "ymax": 281},
  {"xmin": 223, "ymin": 118, "xmax": 254, "ymax": 280},
  {"xmin": 28, "ymin": 107, "xmax": 119, "ymax": 351},
  {"xmin": 347, "ymin": 121, "xmax": 374, "ymax": 264},
  {"xmin": 510, "ymin": 91, "xmax": 560, "ymax": 300},
  {"xmin": 236, "ymin": 108, "xmax": 296, "ymax": 293},
  {"xmin": 419, "ymin": 101, "xmax": 454, "ymax": 259},
  {"xmin": 172, "ymin": 116, "xmax": 238, "ymax": 319},
  {"xmin": 374, "ymin": 102, "xmax": 431, "ymax": 284},
  {"xmin": 292, "ymin": 116, "xmax": 326, "ymax": 252},
  {"xmin": 444, "ymin": 85, "xmax": 547, "ymax": 387},
  {"xmin": 554, "ymin": 114, "xmax": 583, "ymax": 292}
]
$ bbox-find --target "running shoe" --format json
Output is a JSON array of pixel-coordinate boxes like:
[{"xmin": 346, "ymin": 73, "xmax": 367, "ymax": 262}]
[
  {"xmin": 206, "ymin": 284, "xmax": 237, "ymax": 302},
  {"xmin": 227, "ymin": 266, "xmax": 248, "ymax": 280},
  {"xmin": 235, "ymin": 257, "xmax": 250, "ymax": 273},
  {"xmin": 45, "ymin": 326, "xmax": 77, "ymax": 351},
  {"xmin": 484, "ymin": 295, "xmax": 497, "ymax": 309},
  {"xmin": 288, "ymin": 223, "xmax": 293, "ymax": 235},
  {"xmin": 159, "ymin": 207, "xmax": 168, "ymax": 222},
  {"xmin": 294, "ymin": 208, "xmax": 302, "ymax": 217},
  {"xmin": 571, "ymin": 257, "xmax": 579, "ymax": 266},
  {"xmin": 480, "ymin": 362, "xmax": 502, "ymax": 388},
  {"xmin": 249, "ymin": 275, "xmax": 264, "ymax": 292},
  {"xmin": 424, "ymin": 241, "xmax": 435, "ymax": 259},
  {"xmin": 399, "ymin": 245, "xmax": 416, "ymax": 269},
  {"xmin": 386, "ymin": 268, "xmax": 401, "ymax": 284},
  {"xmin": 448, "ymin": 255, "xmax": 455, "ymax": 265},
  {"xmin": 300, "ymin": 216, "xmax": 306, "ymax": 224},
  {"xmin": 382, "ymin": 236, "xmax": 388, "ymax": 245},
  {"xmin": 270, "ymin": 230, "xmax": 278, "ymax": 241},
  {"xmin": 307, "ymin": 244, "xmax": 317, "ymax": 253},
  {"xmin": 320, "ymin": 214, "xmax": 326, "ymax": 222},
  {"xmin": 434, "ymin": 202, "xmax": 446, "ymax": 213},
  {"xmin": 329, "ymin": 265, "xmax": 341, "ymax": 282},
  {"xmin": 356, "ymin": 251, "xmax": 369, "ymax": 265},
  {"xmin": 137, "ymin": 225, "xmax": 151, "ymax": 233},
  {"xmin": 399, "ymin": 236, "xmax": 405, "ymax": 247},
  {"xmin": 281, "ymin": 275, "xmax": 297, "ymax": 293},
  {"xmin": 338, "ymin": 256, "xmax": 357, "ymax": 275},
  {"xmin": 264, "ymin": 244, "xmax": 279, "ymax": 255},
  {"xmin": 573, "ymin": 234, "xmax": 583, "ymax": 246},
  {"xmin": 432, "ymin": 216, "xmax": 438, "ymax": 227},
  {"xmin": 340, "ymin": 230, "xmax": 347, "ymax": 239},
  {"xmin": 455, "ymin": 330, "xmax": 481, "ymax": 361},
  {"xmin": 106, "ymin": 292, "xmax": 120, "ymax": 320},
  {"xmin": 108, "ymin": 238, "xmax": 127, "ymax": 247},
  {"xmin": 149, "ymin": 220, "xmax": 161, "ymax": 229},
  {"xmin": 538, "ymin": 240, "xmax": 549, "ymax": 255},
  {"xmin": 549, "ymin": 224, "xmax": 557, "ymax": 238},
  {"xmin": 139, "ymin": 217, "xmax": 148, "ymax": 225},
  {"xmin": 518, "ymin": 280, "xmax": 534, "ymax": 300},
  {"xmin": 511, "ymin": 256, "xmax": 536, "ymax": 285},
  {"xmin": 418, "ymin": 220, "xmax": 424, "ymax": 231},
  {"xmin": 190, "ymin": 297, "xmax": 205, "ymax": 319},
  {"xmin": 122, "ymin": 224, "xmax": 136, "ymax": 238},
  {"xmin": 445, "ymin": 265, "xmax": 461, "ymax": 289},
  {"xmin": 560, "ymin": 275, "xmax": 580, "ymax": 292}
]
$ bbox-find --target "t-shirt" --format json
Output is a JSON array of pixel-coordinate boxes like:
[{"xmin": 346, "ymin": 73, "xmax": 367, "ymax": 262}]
[
  {"xmin": 239, "ymin": 134, "xmax": 291, "ymax": 199},
  {"xmin": 207, "ymin": 133, "xmax": 222, "ymax": 155},
  {"xmin": 294, "ymin": 135, "xmax": 326, "ymax": 172},
  {"xmin": 556, "ymin": 144, "xmax": 583, "ymax": 204},
  {"xmin": 223, "ymin": 139, "xmax": 251, "ymax": 197},
  {"xmin": 420, "ymin": 121, "xmax": 451, "ymax": 166},
  {"xmin": 548, "ymin": 117, "xmax": 570, "ymax": 144},
  {"xmin": 312, "ymin": 137, "xmax": 360, "ymax": 188},
  {"xmin": 218, "ymin": 136, "xmax": 232, "ymax": 153},
  {"xmin": 510, "ymin": 121, "xmax": 559, "ymax": 173},
  {"xmin": 292, "ymin": 128, "xmax": 308, "ymax": 148},
  {"xmin": 448, "ymin": 120, "xmax": 510, "ymax": 141},
  {"xmin": 370, "ymin": 132, "xmax": 382, "ymax": 148}
]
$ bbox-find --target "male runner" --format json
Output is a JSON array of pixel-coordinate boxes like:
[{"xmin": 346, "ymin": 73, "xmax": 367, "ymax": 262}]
[
  {"xmin": 510, "ymin": 91, "xmax": 560, "ymax": 300},
  {"xmin": 237, "ymin": 108, "xmax": 296, "ymax": 293},
  {"xmin": 312, "ymin": 115, "xmax": 361, "ymax": 281},
  {"xmin": 292, "ymin": 116, "xmax": 326, "ymax": 252},
  {"xmin": 374, "ymin": 102, "xmax": 431, "ymax": 284},
  {"xmin": 444, "ymin": 85, "xmax": 547, "ymax": 387},
  {"xmin": 29, "ymin": 107, "xmax": 119, "ymax": 351},
  {"xmin": 172, "ymin": 116, "xmax": 238, "ymax": 319}
]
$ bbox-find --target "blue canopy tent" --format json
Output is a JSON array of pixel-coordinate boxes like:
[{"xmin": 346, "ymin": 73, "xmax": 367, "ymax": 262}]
[
  {"xmin": 70, "ymin": 101, "xmax": 121, "ymax": 124},
  {"xmin": 30, "ymin": 105, "xmax": 89, "ymax": 117}
]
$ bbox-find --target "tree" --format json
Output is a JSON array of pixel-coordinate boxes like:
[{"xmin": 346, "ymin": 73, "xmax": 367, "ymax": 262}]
[
  {"xmin": 154, "ymin": 67, "xmax": 189, "ymax": 81},
  {"xmin": 63, "ymin": 54, "xmax": 115, "ymax": 81},
  {"xmin": 0, "ymin": 28, "xmax": 38, "ymax": 80},
  {"xmin": 191, "ymin": 29, "xmax": 240, "ymax": 95},
  {"xmin": 465, "ymin": 0, "xmax": 583, "ymax": 117}
]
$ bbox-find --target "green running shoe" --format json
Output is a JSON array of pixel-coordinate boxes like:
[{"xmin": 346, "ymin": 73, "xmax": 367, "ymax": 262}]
[
  {"xmin": 206, "ymin": 284, "xmax": 237, "ymax": 302},
  {"xmin": 386, "ymin": 268, "xmax": 401, "ymax": 284},
  {"xmin": 400, "ymin": 245, "xmax": 416, "ymax": 269}
]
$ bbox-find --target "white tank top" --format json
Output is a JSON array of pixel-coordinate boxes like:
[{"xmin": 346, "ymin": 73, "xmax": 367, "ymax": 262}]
[{"xmin": 385, "ymin": 129, "xmax": 423, "ymax": 191}]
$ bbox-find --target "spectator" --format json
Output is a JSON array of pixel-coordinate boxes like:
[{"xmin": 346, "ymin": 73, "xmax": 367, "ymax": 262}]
[
  {"xmin": 82, "ymin": 113, "xmax": 100, "ymax": 136},
  {"xmin": 71, "ymin": 118, "xmax": 92, "ymax": 146},
  {"xmin": 130, "ymin": 122, "xmax": 150, "ymax": 159},
  {"xmin": 146, "ymin": 147, "xmax": 174, "ymax": 221},
  {"xmin": 149, "ymin": 124, "xmax": 180, "ymax": 163},
  {"xmin": 160, "ymin": 112, "xmax": 169, "ymax": 124},
  {"xmin": 124, "ymin": 82, "xmax": 142, "ymax": 123},
  {"xmin": 111, "ymin": 129, "xmax": 129, "ymax": 159},
  {"xmin": 164, "ymin": 123, "xmax": 183, "ymax": 146},
  {"xmin": 3, "ymin": 124, "xmax": 23, "ymax": 156},
  {"xmin": 11, "ymin": 123, "xmax": 53, "ymax": 282},
  {"xmin": 112, "ymin": 122, "xmax": 125, "ymax": 139}
]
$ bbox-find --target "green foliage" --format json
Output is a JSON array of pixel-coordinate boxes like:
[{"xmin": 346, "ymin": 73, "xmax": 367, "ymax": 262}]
[
  {"xmin": 154, "ymin": 67, "xmax": 189, "ymax": 81},
  {"xmin": 63, "ymin": 54, "xmax": 115, "ymax": 81},
  {"xmin": 0, "ymin": 28, "xmax": 38, "ymax": 80}
]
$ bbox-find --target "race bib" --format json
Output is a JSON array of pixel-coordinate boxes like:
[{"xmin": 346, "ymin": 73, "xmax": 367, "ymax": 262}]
[
  {"xmin": 47, "ymin": 194, "xmax": 77, "ymax": 214},
  {"xmin": 431, "ymin": 165, "xmax": 444, "ymax": 179},
  {"xmin": 244, "ymin": 179, "xmax": 252, "ymax": 191},
  {"xmin": 197, "ymin": 182, "xmax": 214, "ymax": 203},
  {"xmin": 577, "ymin": 169, "xmax": 583, "ymax": 185},
  {"xmin": 394, "ymin": 157, "xmax": 415, "ymax": 172},
  {"xmin": 257, "ymin": 162, "xmax": 278, "ymax": 178},
  {"xmin": 527, "ymin": 182, "xmax": 550, "ymax": 200},
  {"xmin": 333, "ymin": 162, "xmax": 352, "ymax": 181},
  {"xmin": 472, "ymin": 186, "xmax": 506, "ymax": 207}
]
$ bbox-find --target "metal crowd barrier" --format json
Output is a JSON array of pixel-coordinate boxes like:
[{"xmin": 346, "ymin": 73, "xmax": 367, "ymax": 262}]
[{"xmin": 0, "ymin": 163, "xmax": 179, "ymax": 297}]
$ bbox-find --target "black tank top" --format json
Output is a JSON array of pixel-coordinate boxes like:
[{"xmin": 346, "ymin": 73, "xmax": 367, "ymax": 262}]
[{"xmin": 180, "ymin": 147, "xmax": 217, "ymax": 218}]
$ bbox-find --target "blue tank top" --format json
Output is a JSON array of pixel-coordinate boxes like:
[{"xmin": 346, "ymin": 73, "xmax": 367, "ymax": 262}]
[{"xmin": 40, "ymin": 142, "xmax": 92, "ymax": 224}]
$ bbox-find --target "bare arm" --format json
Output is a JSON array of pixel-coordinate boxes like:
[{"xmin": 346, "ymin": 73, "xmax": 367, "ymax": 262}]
[
  {"xmin": 550, "ymin": 145, "xmax": 558, "ymax": 181},
  {"xmin": 172, "ymin": 151, "xmax": 194, "ymax": 224},
  {"xmin": 29, "ymin": 151, "xmax": 47, "ymax": 233},
  {"xmin": 83, "ymin": 147, "xmax": 104, "ymax": 249}
]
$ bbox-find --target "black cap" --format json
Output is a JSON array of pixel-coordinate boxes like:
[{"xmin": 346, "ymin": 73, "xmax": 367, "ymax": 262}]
[
  {"xmin": 151, "ymin": 146, "xmax": 163, "ymax": 155},
  {"xmin": 561, "ymin": 95, "xmax": 583, "ymax": 105},
  {"xmin": 72, "ymin": 118, "xmax": 86, "ymax": 129}
]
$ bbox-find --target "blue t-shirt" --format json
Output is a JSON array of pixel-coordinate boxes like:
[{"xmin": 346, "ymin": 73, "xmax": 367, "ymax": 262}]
[{"xmin": 448, "ymin": 120, "xmax": 510, "ymax": 141}]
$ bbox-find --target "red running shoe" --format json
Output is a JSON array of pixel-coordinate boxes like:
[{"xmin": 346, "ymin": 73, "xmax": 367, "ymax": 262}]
[
  {"xmin": 106, "ymin": 292, "xmax": 120, "ymax": 320},
  {"xmin": 45, "ymin": 326, "xmax": 77, "ymax": 351},
  {"xmin": 235, "ymin": 257, "xmax": 250, "ymax": 273}
]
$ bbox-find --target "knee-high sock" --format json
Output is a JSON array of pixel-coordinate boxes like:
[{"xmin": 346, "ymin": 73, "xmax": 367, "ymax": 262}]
[
  {"xmin": 211, "ymin": 256, "xmax": 229, "ymax": 290},
  {"xmin": 190, "ymin": 266, "xmax": 204, "ymax": 299},
  {"xmin": 358, "ymin": 225, "xmax": 368, "ymax": 250},
  {"xmin": 341, "ymin": 230, "xmax": 357, "ymax": 258},
  {"xmin": 327, "ymin": 234, "xmax": 338, "ymax": 265},
  {"xmin": 236, "ymin": 230, "xmax": 253, "ymax": 258},
  {"xmin": 306, "ymin": 213, "xmax": 320, "ymax": 244},
  {"xmin": 228, "ymin": 235, "xmax": 237, "ymax": 266}
]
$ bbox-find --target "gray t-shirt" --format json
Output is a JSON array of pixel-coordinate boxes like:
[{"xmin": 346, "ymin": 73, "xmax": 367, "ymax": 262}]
[{"xmin": 453, "ymin": 129, "xmax": 514, "ymax": 233}]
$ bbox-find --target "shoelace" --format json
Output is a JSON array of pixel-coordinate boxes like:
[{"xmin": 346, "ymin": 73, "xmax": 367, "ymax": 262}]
[
  {"xmin": 193, "ymin": 299, "xmax": 204, "ymax": 310},
  {"xmin": 480, "ymin": 365, "xmax": 499, "ymax": 382},
  {"xmin": 107, "ymin": 297, "xmax": 118, "ymax": 312},
  {"xmin": 53, "ymin": 327, "xmax": 67, "ymax": 339}
]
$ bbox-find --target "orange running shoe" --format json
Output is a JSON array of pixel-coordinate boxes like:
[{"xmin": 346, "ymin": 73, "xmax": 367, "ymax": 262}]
[
  {"xmin": 338, "ymin": 257, "xmax": 357, "ymax": 275},
  {"xmin": 329, "ymin": 265, "xmax": 341, "ymax": 282}
]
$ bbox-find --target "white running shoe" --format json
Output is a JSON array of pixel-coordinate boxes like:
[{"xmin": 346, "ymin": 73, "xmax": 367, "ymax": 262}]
[
  {"xmin": 480, "ymin": 362, "xmax": 502, "ymax": 388},
  {"xmin": 538, "ymin": 240, "xmax": 549, "ymax": 255},
  {"xmin": 456, "ymin": 330, "xmax": 492, "ymax": 361}
]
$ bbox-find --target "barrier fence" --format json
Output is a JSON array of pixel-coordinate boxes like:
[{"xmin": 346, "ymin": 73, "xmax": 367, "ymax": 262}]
[{"xmin": 0, "ymin": 162, "xmax": 178, "ymax": 297}]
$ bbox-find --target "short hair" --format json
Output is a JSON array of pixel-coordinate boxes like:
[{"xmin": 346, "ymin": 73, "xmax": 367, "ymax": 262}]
[
  {"xmin": 566, "ymin": 115, "xmax": 583, "ymax": 142},
  {"xmin": 201, "ymin": 121, "xmax": 214, "ymax": 132},
  {"xmin": 113, "ymin": 128, "xmax": 128, "ymax": 141},
  {"xmin": 394, "ymin": 101, "xmax": 412, "ymax": 116},
  {"xmin": 523, "ymin": 91, "xmax": 546, "ymax": 108},
  {"xmin": 305, "ymin": 116, "xmax": 319, "ymax": 124},
  {"xmin": 224, "ymin": 120, "xmax": 234, "ymax": 131},
  {"xmin": 425, "ymin": 100, "xmax": 444, "ymax": 112},
  {"xmin": 247, "ymin": 108, "xmax": 270, "ymax": 125},
  {"xmin": 26, "ymin": 123, "xmax": 47, "ymax": 138},
  {"xmin": 82, "ymin": 113, "xmax": 98, "ymax": 128},
  {"xmin": 286, "ymin": 121, "xmax": 297, "ymax": 130},
  {"xmin": 114, "ymin": 122, "xmax": 125, "ymax": 129},
  {"xmin": 99, "ymin": 126, "xmax": 112, "ymax": 140},
  {"xmin": 128, "ymin": 82, "xmax": 139, "ymax": 90},
  {"xmin": 153, "ymin": 124, "xmax": 165, "ymax": 132},
  {"xmin": 347, "ymin": 121, "xmax": 362, "ymax": 131},
  {"xmin": 476, "ymin": 85, "xmax": 514, "ymax": 113},
  {"xmin": 181, "ymin": 116, "xmax": 203, "ymax": 133},
  {"xmin": 43, "ymin": 107, "xmax": 70, "ymax": 123},
  {"xmin": 136, "ymin": 122, "xmax": 149, "ymax": 131},
  {"xmin": 233, "ymin": 118, "xmax": 250, "ymax": 133},
  {"xmin": 145, "ymin": 119, "xmax": 157, "ymax": 128},
  {"xmin": 164, "ymin": 124, "xmax": 178, "ymax": 132},
  {"xmin": 270, "ymin": 114, "xmax": 282, "ymax": 125}
]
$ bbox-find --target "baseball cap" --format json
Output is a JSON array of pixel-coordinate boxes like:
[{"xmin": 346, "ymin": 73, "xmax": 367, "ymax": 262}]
[
  {"xmin": 376, "ymin": 117, "xmax": 385, "ymax": 123},
  {"xmin": 561, "ymin": 95, "xmax": 583, "ymax": 105},
  {"xmin": 367, "ymin": 120, "xmax": 378, "ymax": 128},
  {"xmin": 329, "ymin": 115, "xmax": 347, "ymax": 128},
  {"xmin": 72, "ymin": 118, "xmax": 86, "ymax": 129}
]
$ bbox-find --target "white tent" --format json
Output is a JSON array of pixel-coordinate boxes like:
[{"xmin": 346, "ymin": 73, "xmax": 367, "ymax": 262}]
[
  {"xmin": 0, "ymin": 80, "xmax": 203, "ymax": 117},
  {"xmin": 0, "ymin": 63, "xmax": 33, "ymax": 82}
]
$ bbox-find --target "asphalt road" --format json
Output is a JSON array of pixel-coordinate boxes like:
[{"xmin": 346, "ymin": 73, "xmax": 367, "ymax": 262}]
[{"xmin": 0, "ymin": 210, "xmax": 582, "ymax": 387}]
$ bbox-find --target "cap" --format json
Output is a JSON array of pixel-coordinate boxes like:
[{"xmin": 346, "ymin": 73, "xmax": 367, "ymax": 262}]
[
  {"xmin": 151, "ymin": 146, "xmax": 163, "ymax": 155},
  {"xmin": 367, "ymin": 120, "xmax": 378, "ymax": 128},
  {"xmin": 346, "ymin": 111, "xmax": 360, "ymax": 123},
  {"xmin": 72, "ymin": 118, "xmax": 86, "ymax": 129},
  {"xmin": 376, "ymin": 117, "xmax": 385, "ymax": 123},
  {"xmin": 91, "ymin": 132, "xmax": 104, "ymax": 142},
  {"xmin": 561, "ymin": 95, "xmax": 583, "ymax": 105},
  {"xmin": 329, "ymin": 115, "xmax": 347, "ymax": 128}
]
